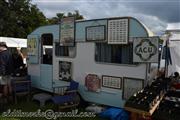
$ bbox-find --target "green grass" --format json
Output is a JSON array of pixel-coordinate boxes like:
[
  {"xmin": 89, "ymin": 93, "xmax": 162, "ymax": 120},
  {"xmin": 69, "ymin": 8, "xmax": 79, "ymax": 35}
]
[{"xmin": 0, "ymin": 98, "xmax": 106, "ymax": 120}]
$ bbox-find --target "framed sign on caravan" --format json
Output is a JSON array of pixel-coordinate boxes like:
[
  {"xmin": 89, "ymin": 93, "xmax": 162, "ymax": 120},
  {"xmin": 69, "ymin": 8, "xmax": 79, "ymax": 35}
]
[
  {"xmin": 102, "ymin": 75, "xmax": 122, "ymax": 89},
  {"xmin": 86, "ymin": 25, "xmax": 106, "ymax": 41},
  {"xmin": 60, "ymin": 17, "xmax": 75, "ymax": 46},
  {"xmin": 123, "ymin": 77, "xmax": 144, "ymax": 100},
  {"xmin": 59, "ymin": 61, "xmax": 72, "ymax": 82},
  {"xmin": 27, "ymin": 37, "xmax": 37, "ymax": 56},
  {"xmin": 85, "ymin": 74, "xmax": 101, "ymax": 92},
  {"xmin": 133, "ymin": 37, "xmax": 159, "ymax": 63},
  {"xmin": 108, "ymin": 18, "xmax": 129, "ymax": 44},
  {"xmin": 27, "ymin": 35, "xmax": 39, "ymax": 64}
]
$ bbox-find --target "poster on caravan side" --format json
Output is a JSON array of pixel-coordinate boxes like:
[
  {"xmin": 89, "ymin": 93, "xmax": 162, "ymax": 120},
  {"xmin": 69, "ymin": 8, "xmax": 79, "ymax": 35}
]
[
  {"xmin": 27, "ymin": 37, "xmax": 37, "ymax": 56},
  {"xmin": 133, "ymin": 37, "xmax": 159, "ymax": 63},
  {"xmin": 60, "ymin": 17, "xmax": 75, "ymax": 46}
]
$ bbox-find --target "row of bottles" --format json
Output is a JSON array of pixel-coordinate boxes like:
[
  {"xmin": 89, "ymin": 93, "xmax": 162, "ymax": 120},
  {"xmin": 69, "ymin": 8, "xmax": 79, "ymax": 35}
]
[{"xmin": 125, "ymin": 77, "xmax": 169, "ymax": 111}]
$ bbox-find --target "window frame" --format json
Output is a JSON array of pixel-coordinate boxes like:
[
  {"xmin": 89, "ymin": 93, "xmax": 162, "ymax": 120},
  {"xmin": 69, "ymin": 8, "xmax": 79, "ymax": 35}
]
[
  {"xmin": 41, "ymin": 33, "xmax": 53, "ymax": 65},
  {"xmin": 94, "ymin": 43, "xmax": 138, "ymax": 66},
  {"xmin": 55, "ymin": 42, "xmax": 76, "ymax": 58}
]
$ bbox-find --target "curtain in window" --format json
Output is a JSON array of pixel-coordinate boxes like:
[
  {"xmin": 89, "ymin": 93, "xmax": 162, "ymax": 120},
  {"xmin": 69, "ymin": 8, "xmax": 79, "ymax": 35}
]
[
  {"xmin": 95, "ymin": 43, "xmax": 133, "ymax": 64},
  {"xmin": 55, "ymin": 43, "xmax": 69, "ymax": 56}
]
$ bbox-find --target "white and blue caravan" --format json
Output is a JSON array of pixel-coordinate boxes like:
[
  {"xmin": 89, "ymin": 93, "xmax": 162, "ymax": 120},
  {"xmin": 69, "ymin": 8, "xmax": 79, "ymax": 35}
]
[{"xmin": 27, "ymin": 17, "xmax": 155, "ymax": 108}]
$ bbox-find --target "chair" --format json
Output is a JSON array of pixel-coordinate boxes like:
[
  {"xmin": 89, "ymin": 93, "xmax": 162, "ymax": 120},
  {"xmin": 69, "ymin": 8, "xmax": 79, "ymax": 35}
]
[
  {"xmin": 12, "ymin": 75, "xmax": 31, "ymax": 104},
  {"xmin": 51, "ymin": 80, "xmax": 80, "ymax": 110}
]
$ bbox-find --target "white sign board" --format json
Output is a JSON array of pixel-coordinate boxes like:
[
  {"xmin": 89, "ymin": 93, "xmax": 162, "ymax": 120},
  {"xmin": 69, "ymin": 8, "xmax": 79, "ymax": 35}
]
[
  {"xmin": 27, "ymin": 37, "xmax": 37, "ymax": 56},
  {"xmin": 108, "ymin": 19, "xmax": 128, "ymax": 44},
  {"xmin": 102, "ymin": 75, "xmax": 122, "ymax": 89},
  {"xmin": 60, "ymin": 17, "xmax": 75, "ymax": 46},
  {"xmin": 86, "ymin": 25, "xmax": 105, "ymax": 41},
  {"xmin": 133, "ymin": 37, "xmax": 159, "ymax": 63}
]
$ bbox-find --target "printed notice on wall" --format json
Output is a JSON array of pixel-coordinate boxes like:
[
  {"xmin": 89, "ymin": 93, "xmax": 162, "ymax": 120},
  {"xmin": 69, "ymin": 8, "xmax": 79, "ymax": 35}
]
[
  {"xmin": 133, "ymin": 37, "xmax": 159, "ymax": 63},
  {"xmin": 60, "ymin": 17, "xmax": 75, "ymax": 46},
  {"xmin": 59, "ymin": 61, "xmax": 72, "ymax": 82},
  {"xmin": 102, "ymin": 75, "xmax": 122, "ymax": 89},
  {"xmin": 85, "ymin": 74, "xmax": 101, "ymax": 92},
  {"xmin": 86, "ymin": 25, "xmax": 105, "ymax": 41},
  {"xmin": 27, "ymin": 38, "xmax": 37, "ymax": 56},
  {"xmin": 108, "ymin": 19, "xmax": 128, "ymax": 44}
]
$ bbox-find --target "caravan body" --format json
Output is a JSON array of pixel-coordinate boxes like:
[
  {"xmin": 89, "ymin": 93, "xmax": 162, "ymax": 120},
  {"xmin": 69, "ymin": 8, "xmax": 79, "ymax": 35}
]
[{"xmin": 27, "ymin": 17, "xmax": 154, "ymax": 107}]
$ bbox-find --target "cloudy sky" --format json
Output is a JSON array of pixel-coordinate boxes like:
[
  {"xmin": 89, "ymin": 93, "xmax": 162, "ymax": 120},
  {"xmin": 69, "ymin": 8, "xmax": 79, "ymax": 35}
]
[{"xmin": 31, "ymin": 0, "xmax": 180, "ymax": 35}]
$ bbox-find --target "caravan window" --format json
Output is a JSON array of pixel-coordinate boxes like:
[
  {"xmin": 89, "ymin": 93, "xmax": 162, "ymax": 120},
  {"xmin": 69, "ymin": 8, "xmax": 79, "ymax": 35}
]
[
  {"xmin": 55, "ymin": 43, "xmax": 76, "ymax": 58},
  {"xmin": 95, "ymin": 43, "xmax": 133, "ymax": 64}
]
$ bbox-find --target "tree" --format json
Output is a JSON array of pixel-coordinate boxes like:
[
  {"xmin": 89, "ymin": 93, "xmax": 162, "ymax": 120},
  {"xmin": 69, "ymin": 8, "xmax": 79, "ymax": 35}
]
[
  {"xmin": 0, "ymin": 0, "xmax": 48, "ymax": 38},
  {"xmin": 48, "ymin": 10, "xmax": 84, "ymax": 24},
  {"xmin": 48, "ymin": 13, "xmax": 64, "ymax": 24}
]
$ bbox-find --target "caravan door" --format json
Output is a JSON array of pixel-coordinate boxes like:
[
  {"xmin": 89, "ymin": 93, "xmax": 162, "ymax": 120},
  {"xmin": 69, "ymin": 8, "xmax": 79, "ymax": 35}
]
[{"xmin": 40, "ymin": 34, "xmax": 53, "ymax": 91}]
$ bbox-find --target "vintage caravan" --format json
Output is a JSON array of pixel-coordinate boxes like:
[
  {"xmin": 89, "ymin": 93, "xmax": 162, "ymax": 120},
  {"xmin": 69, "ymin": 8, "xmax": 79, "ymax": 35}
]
[{"xmin": 27, "ymin": 17, "xmax": 157, "ymax": 108}]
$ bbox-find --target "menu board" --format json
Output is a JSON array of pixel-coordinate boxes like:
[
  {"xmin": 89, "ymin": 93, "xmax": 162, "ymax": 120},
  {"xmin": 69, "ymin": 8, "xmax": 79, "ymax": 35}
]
[
  {"xmin": 102, "ymin": 75, "xmax": 122, "ymax": 89},
  {"xmin": 59, "ymin": 61, "xmax": 72, "ymax": 81},
  {"xmin": 108, "ymin": 19, "xmax": 128, "ymax": 44},
  {"xmin": 86, "ymin": 25, "xmax": 105, "ymax": 41},
  {"xmin": 60, "ymin": 17, "xmax": 75, "ymax": 46},
  {"xmin": 123, "ymin": 77, "xmax": 144, "ymax": 100}
]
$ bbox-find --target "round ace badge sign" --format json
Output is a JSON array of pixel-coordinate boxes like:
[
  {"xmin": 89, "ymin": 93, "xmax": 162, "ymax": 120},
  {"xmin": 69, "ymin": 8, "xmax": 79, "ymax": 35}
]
[{"xmin": 133, "ymin": 37, "xmax": 159, "ymax": 63}]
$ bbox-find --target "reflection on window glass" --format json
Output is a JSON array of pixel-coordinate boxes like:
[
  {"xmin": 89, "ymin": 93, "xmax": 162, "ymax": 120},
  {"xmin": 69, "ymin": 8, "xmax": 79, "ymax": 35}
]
[
  {"xmin": 55, "ymin": 43, "xmax": 69, "ymax": 56},
  {"xmin": 55, "ymin": 43, "xmax": 76, "ymax": 58}
]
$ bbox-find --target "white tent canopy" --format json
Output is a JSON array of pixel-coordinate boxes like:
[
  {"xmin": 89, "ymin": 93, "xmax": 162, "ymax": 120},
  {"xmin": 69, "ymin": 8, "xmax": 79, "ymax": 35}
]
[
  {"xmin": 0, "ymin": 37, "xmax": 27, "ymax": 48},
  {"xmin": 170, "ymin": 33, "xmax": 180, "ymax": 41},
  {"xmin": 167, "ymin": 23, "xmax": 180, "ymax": 31},
  {"xmin": 165, "ymin": 23, "xmax": 180, "ymax": 76}
]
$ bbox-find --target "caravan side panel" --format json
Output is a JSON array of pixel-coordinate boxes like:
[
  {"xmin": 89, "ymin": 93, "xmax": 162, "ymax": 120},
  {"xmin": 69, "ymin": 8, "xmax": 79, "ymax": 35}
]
[{"xmin": 52, "ymin": 18, "xmax": 149, "ymax": 107}]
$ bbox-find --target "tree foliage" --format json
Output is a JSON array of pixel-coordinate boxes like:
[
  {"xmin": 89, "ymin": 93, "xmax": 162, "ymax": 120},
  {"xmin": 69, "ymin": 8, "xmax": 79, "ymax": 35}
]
[
  {"xmin": 0, "ymin": 0, "xmax": 84, "ymax": 38},
  {"xmin": 0, "ymin": 0, "xmax": 48, "ymax": 38},
  {"xmin": 48, "ymin": 10, "xmax": 84, "ymax": 24}
]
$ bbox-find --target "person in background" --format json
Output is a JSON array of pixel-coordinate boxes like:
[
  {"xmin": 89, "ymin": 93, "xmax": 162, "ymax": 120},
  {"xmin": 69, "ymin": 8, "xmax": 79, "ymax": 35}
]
[
  {"xmin": 171, "ymin": 72, "xmax": 180, "ymax": 90},
  {"xmin": 0, "ymin": 42, "xmax": 14, "ymax": 97},
  {"xmin": 12, "ymin": 47, "xmax": 28, "ymax": 77},
  {"xmin": 12, "ymin": 47, "xmax": 24, "ymax": 70}
]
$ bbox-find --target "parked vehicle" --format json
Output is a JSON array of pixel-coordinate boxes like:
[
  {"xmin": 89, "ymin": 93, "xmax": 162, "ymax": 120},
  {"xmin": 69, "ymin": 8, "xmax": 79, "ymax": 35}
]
[{"xmin": 27, "ymin": 17, "xmax": 157, "ymax": 108}]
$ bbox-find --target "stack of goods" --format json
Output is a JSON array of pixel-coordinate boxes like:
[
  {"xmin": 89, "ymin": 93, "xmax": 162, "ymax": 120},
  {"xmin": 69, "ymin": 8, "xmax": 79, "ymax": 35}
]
[
  {"xmin": 153, "ymin": 91, "xmax": 180, "ymax": 120},
  {"xmin": 125, "ymin": 78, "xmax": 169, "ymax": 111}
]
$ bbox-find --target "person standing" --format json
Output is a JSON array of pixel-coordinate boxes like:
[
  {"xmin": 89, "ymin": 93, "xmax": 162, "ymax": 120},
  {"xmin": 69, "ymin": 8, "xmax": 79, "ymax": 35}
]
[
  {"xmin": 0, "ymin": 42, "xmax": 14, "ymax": 97},
  {"xmin": 12, "ymin": 47, "xmax": 24, "ymax": 70}
]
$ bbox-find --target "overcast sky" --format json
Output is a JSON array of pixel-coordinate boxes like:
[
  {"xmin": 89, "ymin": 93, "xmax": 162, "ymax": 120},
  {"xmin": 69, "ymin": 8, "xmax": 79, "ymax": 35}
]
[{"xmin": 31, "ymin": 0, "xmax": 180, "ymax": 35}]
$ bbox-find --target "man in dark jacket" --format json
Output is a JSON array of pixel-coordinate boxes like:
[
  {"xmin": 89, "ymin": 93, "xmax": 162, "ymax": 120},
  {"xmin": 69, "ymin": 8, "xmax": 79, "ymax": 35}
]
[{"xmin": 0, "ymin": 42, "xmax": 13, "ymax": 96}]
